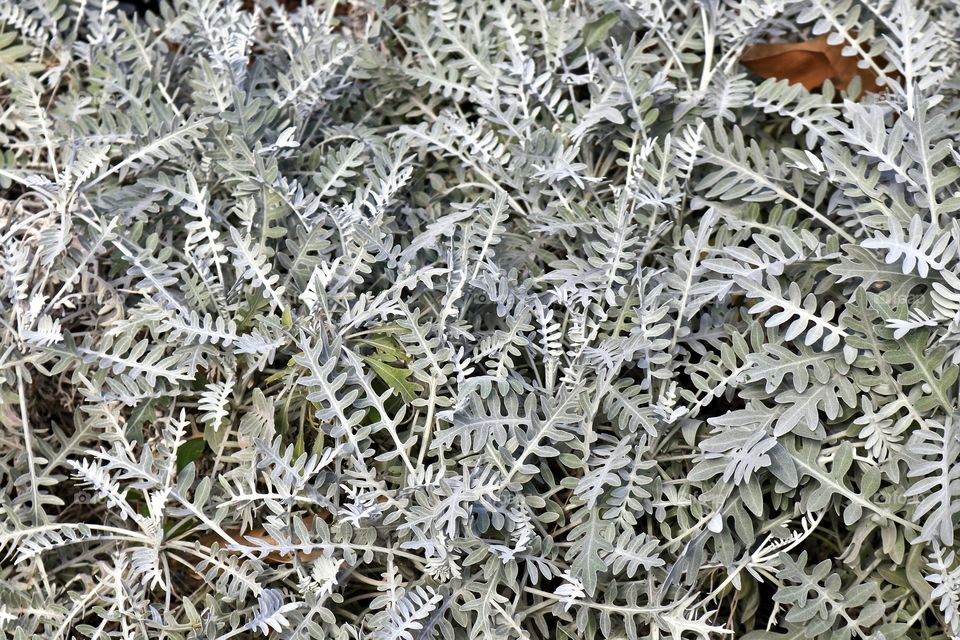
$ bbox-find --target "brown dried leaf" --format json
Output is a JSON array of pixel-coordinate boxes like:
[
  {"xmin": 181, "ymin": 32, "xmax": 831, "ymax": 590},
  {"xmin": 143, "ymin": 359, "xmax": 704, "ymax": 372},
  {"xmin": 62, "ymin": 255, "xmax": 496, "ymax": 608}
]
[
  {"xmin": 198, "ymin": 514, "xmax": 326, "ymax": 564},
  {"xmin": 741, "ymin": 34, "xmax": 886, "ymax": 94}
]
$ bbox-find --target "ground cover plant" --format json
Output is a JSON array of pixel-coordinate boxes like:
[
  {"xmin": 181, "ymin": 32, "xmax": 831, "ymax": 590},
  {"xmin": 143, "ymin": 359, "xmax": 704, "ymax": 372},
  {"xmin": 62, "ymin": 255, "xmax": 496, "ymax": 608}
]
[{"xmin": 2, "ymin": 0, "xmax": 960, "ymax": 638}]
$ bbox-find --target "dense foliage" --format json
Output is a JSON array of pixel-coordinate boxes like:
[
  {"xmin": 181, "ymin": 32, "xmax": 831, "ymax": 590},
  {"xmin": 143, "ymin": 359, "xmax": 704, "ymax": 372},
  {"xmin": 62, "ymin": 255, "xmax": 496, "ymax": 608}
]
[{"xmin": 2, "ymin": 0, "xmax": 960, "ymax": 638}]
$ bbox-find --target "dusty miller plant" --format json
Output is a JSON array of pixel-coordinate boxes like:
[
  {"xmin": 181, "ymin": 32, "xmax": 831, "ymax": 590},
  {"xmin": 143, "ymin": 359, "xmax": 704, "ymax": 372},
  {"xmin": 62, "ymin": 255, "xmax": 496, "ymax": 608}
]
[{"xmin": 1, "ymin": 0, "xmax": 960, "ymax": 638}]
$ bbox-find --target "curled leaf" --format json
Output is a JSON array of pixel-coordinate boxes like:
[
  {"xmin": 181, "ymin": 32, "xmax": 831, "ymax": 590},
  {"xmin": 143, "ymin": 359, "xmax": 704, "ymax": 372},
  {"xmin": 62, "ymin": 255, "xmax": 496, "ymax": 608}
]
[{"xmin": 741, "ymin": 34, "xmax": 887, "ymax": 94}]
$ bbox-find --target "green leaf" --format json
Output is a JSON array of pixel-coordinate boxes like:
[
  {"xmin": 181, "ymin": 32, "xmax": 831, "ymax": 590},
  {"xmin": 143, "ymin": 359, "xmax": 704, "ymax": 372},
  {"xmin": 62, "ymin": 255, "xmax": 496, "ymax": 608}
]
[
  {"xmin": 0, "ymin": 32, "xmax": 43, "ymax": 73},
  {"xmin": 583, "ymin": 14, "xmax": 618, "ymax": 51},
  {"xmin": 356, "ymin": 334, "xmax": 407, "ymax": 361},
  {"xmin": 176, "ymin": 438, "xmax": 206, "ymax": 472},
  {"xmin": 362, "ymin": 355, "xmax": 422, "ymax": 403}
]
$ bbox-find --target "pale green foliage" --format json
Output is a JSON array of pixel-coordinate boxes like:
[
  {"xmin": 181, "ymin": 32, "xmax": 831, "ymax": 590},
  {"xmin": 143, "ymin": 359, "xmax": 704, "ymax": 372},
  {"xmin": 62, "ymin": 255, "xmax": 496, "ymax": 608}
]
[{"xmin": 1, "ymin": 0, "xmax": 960, "ymax": 638}]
